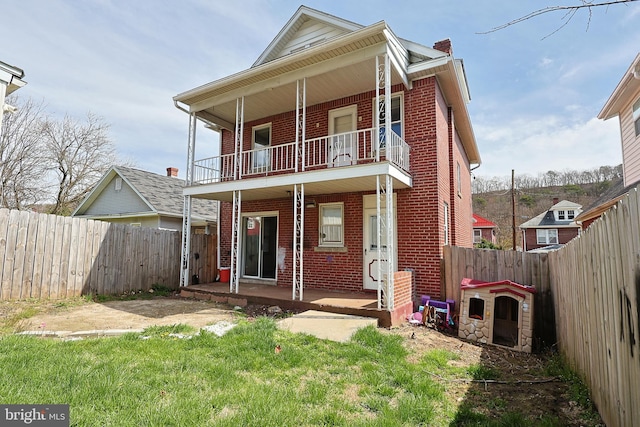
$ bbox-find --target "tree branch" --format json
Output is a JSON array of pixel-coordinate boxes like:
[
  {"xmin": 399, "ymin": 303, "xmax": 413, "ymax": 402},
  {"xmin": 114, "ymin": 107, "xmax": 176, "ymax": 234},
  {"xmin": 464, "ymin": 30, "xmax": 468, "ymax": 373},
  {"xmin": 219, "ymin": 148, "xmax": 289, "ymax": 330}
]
[{"xmin": 478, "ymin": 0, "xmax": 639, "ymax": 35}]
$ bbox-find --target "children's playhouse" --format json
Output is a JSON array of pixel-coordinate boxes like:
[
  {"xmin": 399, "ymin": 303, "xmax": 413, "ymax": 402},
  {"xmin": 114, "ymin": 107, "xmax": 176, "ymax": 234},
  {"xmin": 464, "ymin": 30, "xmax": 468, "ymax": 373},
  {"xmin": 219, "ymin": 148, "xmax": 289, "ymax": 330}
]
[{"xmin": 457, "ymin": 278, "xmax": 537, "ymax": 353}]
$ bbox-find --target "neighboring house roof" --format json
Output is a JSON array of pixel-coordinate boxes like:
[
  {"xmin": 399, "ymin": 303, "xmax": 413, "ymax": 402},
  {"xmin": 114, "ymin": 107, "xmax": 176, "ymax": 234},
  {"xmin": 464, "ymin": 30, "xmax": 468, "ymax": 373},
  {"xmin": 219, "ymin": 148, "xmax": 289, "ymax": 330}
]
[
  {"xmin": 73, "ymin": 166, "xmax": 217, "ymax": 225},
  {"xmin": 598, "ymin": 52, "xmax": 640, "ymax": 121},
  {"xmin": 527, "ymin": 244, "xmax": 564, "ymax": 253},
  {"xmin": 173, "ymin": 5, "xmax": 480, "ymax": 165},
  {"xmin": 575, "ymin": 178, "xmax": 635, "ymax": 224},
  {"xmin": 472, "ymin": 213, "xmax": 497, "ymax": 228},
  {"xmin": 519, "ymin": 200, "xmax": 582, "ymax": 229}
]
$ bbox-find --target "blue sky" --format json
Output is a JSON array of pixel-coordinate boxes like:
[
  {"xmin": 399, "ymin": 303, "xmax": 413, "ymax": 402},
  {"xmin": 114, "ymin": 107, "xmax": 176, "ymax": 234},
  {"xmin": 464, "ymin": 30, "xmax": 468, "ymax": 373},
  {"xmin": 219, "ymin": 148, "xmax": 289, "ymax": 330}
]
[{"xmin": 3, "ymin": 1, "xmax": 639, "ymax": 179}]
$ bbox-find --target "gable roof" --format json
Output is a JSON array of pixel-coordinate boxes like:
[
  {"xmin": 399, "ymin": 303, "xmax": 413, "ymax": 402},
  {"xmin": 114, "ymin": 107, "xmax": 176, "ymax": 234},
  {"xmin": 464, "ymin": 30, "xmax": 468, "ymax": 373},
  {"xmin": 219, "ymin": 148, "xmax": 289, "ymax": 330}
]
[
  {"xmin": 472, "ymin": 213, "xmax": 497, "ymax": 228},
  {"xmin": 73, "ymin": 166, "xmax": 217, "ymax": 222},
  {"xmin": 519, "ymin": 200, "xmax": 581, "ymax": 229},
  {"xmin": 575, "ymin": 178, "xmax": 632, "ymax": 223},
  {"xmin": 253, "ymin": 6, "xmax": 363, "ymax": 67},
  {"xmin": 599, "ymin": 52, "xmax": 640, "ymax": 120},
  {"xmin": 174, "ymin": 6, "xmax": 480, "ymax": 165}
]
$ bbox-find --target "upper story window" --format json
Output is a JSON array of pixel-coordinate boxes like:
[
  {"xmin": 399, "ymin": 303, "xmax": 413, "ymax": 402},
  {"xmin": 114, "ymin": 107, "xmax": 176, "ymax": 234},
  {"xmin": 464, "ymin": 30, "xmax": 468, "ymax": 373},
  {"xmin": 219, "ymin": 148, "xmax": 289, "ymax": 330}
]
[
  {"xmin": 558, "ymin": 210, "xmax": 565, "ymax": 220},
  {"xmin": 252, "ymin": 123, "xmax": 271, "ymax": 172},
  {"xmin": 633, "ymin": 98, "xmax": 640, "ymax": 137},
  {"xmin": 375, "ymin": 93, "xmax": 403, "ymax": 146},
  {"xmin": 319, "ymin": 203, "xmax": 344, "ymax": 247},
  {"xmin": 567, "ymin": 210, "xmax": 575, "ymax": 220},
  {"xmin": 473, "ymin": 229, "xmax": 482, "ymax": 244},
  {"xmin": 457, "ymin": 162, "xmax": 462, "ymax": 197},
  {"xmin": 537, "ymin": 229, "xmax": 558, "ymax": 245}
]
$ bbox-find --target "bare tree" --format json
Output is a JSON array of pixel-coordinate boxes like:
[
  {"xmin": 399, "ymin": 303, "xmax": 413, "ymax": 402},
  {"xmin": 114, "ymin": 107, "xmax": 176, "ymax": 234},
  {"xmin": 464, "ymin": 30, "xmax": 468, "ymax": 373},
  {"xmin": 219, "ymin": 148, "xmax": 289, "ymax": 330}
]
[
  {"xmin": 0, "ymin": 96, "xmax": 50, "ymax": 209},
  {"xmin": 41, "ymin": 113, "xmax": 119, "ymax": 215},
  {"xmin": 480, "ymin": 0, "xmax": 639, "ymax": 37}
]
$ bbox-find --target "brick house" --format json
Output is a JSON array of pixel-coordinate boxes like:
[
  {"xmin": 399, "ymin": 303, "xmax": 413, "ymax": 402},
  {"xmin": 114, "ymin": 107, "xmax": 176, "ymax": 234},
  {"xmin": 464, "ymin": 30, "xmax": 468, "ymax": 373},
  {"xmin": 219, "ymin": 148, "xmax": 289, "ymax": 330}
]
[
  {"xmin": 173, "ymin": 6, "xmax": 480, "ymax": 320},
  {"xmin": 519, "ymin": 199, "xmax": 582, "ymax": 251},
  {"xmin": 472, "ymin": 213, "xmax": 498, "ymax": 245}
]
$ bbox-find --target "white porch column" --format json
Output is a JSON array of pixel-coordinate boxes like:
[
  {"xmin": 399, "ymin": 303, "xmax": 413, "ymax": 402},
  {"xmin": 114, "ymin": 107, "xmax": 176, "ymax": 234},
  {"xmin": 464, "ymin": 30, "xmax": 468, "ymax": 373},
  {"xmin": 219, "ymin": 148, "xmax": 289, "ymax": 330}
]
[
  {"xmin": 234, "ymin": 97, "xmax": 244, "ymax": 180},
  {"xmin": 230, "ymin": 190, "xmax": 242, "ymax": 293},
  {"xmin": 295, "ymin": 78, "xmax": 306, "ymax": 172},
  {"xmin": 375, "ymin": 53, "xmax": 391, "ymax": 160},
  {"xmin": 293, "ymin": 183, "xmax": 304, "ymax": 300},
  {"xmin": 385, "ymin": 174, "xmax": 394, "ymax": 311},
  {"xmin": 180, "ymin": 112, "xmax": 197, "ymax": 287}
]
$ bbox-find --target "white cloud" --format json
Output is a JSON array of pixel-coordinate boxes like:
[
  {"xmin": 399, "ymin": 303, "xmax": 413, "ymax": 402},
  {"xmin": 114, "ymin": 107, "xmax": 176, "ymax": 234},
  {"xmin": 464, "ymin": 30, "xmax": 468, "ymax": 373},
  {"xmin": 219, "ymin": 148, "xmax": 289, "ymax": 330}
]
[{"xmin": 475, "ymin": 116, "xmax": 622, "ymax": 178}]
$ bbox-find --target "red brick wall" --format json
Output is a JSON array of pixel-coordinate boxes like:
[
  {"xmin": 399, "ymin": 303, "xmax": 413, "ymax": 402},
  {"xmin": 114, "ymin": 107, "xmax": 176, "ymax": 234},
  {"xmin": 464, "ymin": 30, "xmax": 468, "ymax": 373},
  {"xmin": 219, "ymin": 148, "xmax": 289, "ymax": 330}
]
[
  {"xmin": 218, "ymin": 76, "xmax": 471, "ymax": 300},
  {"xmin": 393, "ymin": 271, "xmax": 413, "ymax": 308},
  {"xmin": 522, "ymin": 227, "xmax": 580, "ymax": 250}
]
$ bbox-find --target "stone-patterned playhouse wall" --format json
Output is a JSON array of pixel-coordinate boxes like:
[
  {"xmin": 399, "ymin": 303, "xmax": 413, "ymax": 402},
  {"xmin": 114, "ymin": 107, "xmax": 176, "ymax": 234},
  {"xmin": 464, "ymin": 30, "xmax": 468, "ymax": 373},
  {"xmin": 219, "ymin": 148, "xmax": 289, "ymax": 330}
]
[{"xmin": 457, "ymin": 279, "xmax": 536, "ymax": 353}]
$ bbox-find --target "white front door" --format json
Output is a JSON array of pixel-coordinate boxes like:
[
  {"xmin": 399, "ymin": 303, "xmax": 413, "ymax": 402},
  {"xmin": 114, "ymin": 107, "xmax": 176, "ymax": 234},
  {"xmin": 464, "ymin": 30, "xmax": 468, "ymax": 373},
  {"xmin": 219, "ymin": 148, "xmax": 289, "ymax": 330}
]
[
  {"xmin": 364, "ymin": 209, "xmax": 387, "ymax": 290},
  {"xmin": 362, "ymin": 195, "xmax": 397, "ymax": 290},
  {"xmin": 328, "ymin": 105, "xmax": 356, "ymax": 167}
]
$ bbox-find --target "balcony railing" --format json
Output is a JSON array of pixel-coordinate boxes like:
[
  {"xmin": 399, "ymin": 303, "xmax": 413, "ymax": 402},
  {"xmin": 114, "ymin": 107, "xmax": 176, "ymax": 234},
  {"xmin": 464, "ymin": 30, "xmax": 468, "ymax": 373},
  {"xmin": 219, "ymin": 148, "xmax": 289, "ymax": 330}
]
[{"xmin": 192, "ymin": 127, "xmax": 410, "ymax": 185}]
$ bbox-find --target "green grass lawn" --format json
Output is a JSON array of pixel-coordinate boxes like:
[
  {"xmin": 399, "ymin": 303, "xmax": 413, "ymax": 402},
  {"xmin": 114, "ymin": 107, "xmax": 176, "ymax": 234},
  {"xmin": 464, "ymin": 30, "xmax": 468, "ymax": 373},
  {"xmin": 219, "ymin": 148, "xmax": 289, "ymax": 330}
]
[{"xmin": 0, "ymin": 317, "xmax": 598, "ymax": 426}]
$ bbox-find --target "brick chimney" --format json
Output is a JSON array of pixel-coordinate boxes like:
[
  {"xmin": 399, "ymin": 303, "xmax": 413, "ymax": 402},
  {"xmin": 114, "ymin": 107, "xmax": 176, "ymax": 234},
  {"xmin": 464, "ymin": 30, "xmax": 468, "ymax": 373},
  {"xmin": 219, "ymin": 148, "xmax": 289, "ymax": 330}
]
[
  {"xmin": 552, "ymin": 197, "xmax": 559, "ymax": 205},
  {"xmin": 166, "ymin": 167, "xmax": 178, "ymax": 177},
  {"xmin": 433, "ymin": 39, "xmax": 453, "ymax": 55}
]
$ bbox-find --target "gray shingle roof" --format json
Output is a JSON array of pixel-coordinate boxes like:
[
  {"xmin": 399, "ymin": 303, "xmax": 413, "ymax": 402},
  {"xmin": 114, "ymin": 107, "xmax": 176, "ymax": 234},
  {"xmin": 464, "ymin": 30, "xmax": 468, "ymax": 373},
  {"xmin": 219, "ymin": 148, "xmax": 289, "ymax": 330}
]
[{"xmin": 115, "ymin": 166, "xmax": 216, "ymax": 220}]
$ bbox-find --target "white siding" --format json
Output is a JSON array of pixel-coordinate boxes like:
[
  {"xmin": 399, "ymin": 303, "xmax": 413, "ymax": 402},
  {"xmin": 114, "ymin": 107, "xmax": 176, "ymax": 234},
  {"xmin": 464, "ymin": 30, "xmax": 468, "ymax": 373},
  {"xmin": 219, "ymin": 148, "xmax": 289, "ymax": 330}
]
[
  {"xmin": 85, "ymin": 176, "xmax": 150, "ymax": 215},
  {"xmin": 274, "ymin": 20, "xmax": 348, "ymax": 60},
  {"xmin": 620, "ymin": 92, "xmax": 640, "ymax": 186}
]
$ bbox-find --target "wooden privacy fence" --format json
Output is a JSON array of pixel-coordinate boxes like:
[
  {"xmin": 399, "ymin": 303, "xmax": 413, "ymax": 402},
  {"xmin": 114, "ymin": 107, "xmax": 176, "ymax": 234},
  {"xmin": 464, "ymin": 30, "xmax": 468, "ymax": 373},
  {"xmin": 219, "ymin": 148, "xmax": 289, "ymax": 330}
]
[
  {"xmin": 443, "ymin": 186, "xmax": 640, "ymax": 426},
  {"xmin": 0, "ymin": 209, "xmax": 217, "ymax": 300},
  {"xmin": 548, "ymin": 188, "xmax": 640, "ymax": 427},
  {"xmin": 441, "ymin": 245, "xmax": 556, "ymax": 348}
]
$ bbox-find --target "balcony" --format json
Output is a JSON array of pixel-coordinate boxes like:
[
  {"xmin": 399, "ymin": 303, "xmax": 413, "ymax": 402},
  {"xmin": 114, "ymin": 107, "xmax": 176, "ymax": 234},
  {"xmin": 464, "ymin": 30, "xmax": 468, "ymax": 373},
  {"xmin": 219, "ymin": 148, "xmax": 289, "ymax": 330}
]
[{"xmin": 192, "ymin": 127, "xmax": 410, "ymax": 185}]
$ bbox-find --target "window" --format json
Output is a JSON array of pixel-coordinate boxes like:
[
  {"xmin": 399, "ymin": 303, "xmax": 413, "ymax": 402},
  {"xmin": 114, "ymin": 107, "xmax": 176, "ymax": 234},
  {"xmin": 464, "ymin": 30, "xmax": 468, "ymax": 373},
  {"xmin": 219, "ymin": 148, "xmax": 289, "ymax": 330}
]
[
  {"xmin": 443, "ymin": 202, "xmax": 450, "ymax": 245},
  {"xmin": 558, "ymin": 210, "xmax": 565, "ymax": 220},
  {"xmin": 469, "ymin": 298, "xmax": 484, "ymax": 320},
  {"xmin": 473, "ymin": 229, "xmax": 482, "ymax": 244},
  {"xmin": 457, "ymin": 162, "xmax": 462, "ymax": 196},
  {"xmin": 252, "ymin": 124, "xmax": 271, "ymax": 172},
  {"xmin": 567, "ymin": 210, "xmax": 575, "ymax": 220},
  {"xmin": 633, "ymin": 98, "xmax": 640, "ymax": 137},
  {"xmin": 375, "ymin": 94, "xmax": 403, "ymax": 146},
  {"xmin": 319, "ymin": 203, "xmax": 343, "ymax": 247},
  {"xmin": 536, "ymin": 229, "xmax": 558, "ymax": 245},
  {"xmin": 114, "ymin": 177, "xmax": 122, "ymax": 192}
]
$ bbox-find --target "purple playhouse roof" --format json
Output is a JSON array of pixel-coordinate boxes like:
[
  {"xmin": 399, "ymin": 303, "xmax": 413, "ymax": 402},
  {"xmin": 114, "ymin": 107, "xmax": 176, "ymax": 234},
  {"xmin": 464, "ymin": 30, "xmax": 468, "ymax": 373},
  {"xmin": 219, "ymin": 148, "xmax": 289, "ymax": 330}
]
[{"xmin": 460, "ymin": 278, "xmax": 537, "ymax": 294}]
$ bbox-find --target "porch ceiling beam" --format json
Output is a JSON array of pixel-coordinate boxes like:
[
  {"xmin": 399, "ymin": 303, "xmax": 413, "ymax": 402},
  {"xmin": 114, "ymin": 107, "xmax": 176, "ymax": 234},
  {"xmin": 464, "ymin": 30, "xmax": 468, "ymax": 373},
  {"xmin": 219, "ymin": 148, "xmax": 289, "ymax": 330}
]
[{"xmin": 188, "ymin": 43, "xmax": 388, "ymax": 114}]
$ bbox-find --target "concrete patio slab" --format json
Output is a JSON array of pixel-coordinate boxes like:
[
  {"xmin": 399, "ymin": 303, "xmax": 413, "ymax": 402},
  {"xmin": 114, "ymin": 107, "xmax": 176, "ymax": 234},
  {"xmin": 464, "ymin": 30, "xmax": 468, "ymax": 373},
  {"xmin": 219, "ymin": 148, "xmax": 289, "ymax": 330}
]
[{"xmin": 277, "ymin": 310, "xmax": 378, "ymax": 342}]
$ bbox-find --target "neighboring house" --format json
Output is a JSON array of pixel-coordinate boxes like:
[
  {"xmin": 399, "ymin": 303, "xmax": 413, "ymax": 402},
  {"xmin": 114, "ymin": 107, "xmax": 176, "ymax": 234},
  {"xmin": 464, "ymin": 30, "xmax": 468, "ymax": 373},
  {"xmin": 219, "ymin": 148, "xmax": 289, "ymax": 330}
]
[
  {"xmin": 173, "ymin": 6, "xmax": 481, "ymax": 319},
  {"xmin": 519, "ymin": 199, "xmax": 582, "ymax": 251},
  {"xmin": 73, "ymin": 166, "xmax": 217, "ymax": 233},
  {"xmin": 577, "ymin": 53, "xmax": 640, "ymax": 228},
  {"xmin": 0, "ymin": 60, "xmax": 26, "ymax": 136},
  {"xmin": 472, "ymin": 213, "xmax": 497, "ymax": 245}
]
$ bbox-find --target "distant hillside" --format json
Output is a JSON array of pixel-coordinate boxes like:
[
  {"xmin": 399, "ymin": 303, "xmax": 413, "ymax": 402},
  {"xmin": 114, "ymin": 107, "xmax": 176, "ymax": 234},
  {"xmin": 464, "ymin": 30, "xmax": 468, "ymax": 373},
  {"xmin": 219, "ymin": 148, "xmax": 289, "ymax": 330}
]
[{"xmin": 472, "ymin": 178, "xmax": 623, "ymax": 249}]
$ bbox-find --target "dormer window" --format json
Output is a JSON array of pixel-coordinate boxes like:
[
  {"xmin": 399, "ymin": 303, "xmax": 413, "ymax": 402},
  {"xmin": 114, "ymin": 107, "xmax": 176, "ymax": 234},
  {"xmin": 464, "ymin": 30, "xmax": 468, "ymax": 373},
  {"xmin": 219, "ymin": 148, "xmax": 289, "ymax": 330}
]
[
  {"xmin": 558, "ymin": 210, "xmax": 565, "ymax": 220},
  {"xmin": 567, "ymin": 210, "xmax": 575, "ymax": 220}
]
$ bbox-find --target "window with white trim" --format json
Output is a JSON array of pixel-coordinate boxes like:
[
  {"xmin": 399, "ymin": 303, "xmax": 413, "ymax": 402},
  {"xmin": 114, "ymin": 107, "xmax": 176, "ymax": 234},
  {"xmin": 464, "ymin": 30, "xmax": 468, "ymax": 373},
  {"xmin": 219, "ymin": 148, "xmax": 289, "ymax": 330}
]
[
  {"xmin": 633, "ymin": 97, "xmax": 640, "ymax": 137},
  {"xmin": 252, "ymin": 123, "xmax": 271, "ymax": 172},
  {"xmin": 536, "ymin": 229, "xmax": 558, "ymax": 245},
  {"xmin": 319, "ymin": 203, "xmax": 344, "ymax": 247},
  {"xmin": 443, "ymin": 202, "xmax": 450, "ymax": 245},
  {"xmin": 457, "ymin": 162, "xmax": 462, "ymax": 196},
  {"xmin": 567, "ymin": 210, "xmax": 575, "ymax": 220},
  {"xmin": 473, "ymin": 229, "xmax": 482, "ymax": 244},
  {"xmin": 375, "ymin": 93, "xmax": 403, "ymax": 146},
  {"xmin": 558, "ymin": 210, "xmax": 565, "ymax": 220}
]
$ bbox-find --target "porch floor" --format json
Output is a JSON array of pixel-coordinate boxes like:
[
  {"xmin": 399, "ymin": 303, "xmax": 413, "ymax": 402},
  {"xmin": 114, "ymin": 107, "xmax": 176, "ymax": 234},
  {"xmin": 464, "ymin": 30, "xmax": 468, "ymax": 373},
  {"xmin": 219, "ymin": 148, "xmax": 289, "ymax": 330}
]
[{"xmin": 180, "ymin": 282, "xmax": 398, "ymax": 327}]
